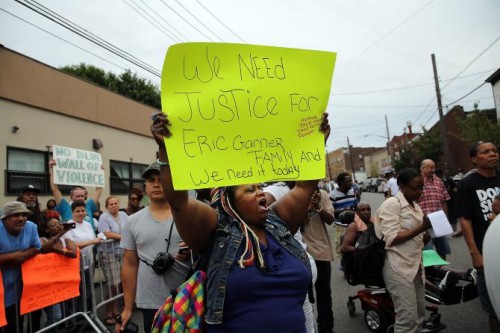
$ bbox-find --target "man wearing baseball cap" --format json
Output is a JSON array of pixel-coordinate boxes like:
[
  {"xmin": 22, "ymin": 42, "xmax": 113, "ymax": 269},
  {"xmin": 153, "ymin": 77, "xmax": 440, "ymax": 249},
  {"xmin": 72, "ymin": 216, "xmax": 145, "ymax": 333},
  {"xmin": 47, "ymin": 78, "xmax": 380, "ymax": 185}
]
[
  {"xmin": 117, "ymin": 161, "xmax": 190, "ymax": 333},
  {"xmin": 16, "ymin": 184, "xmax": 45, "ymax": 236},
  {"xmin": 0, "ymin": 201, "xmax": 41, "ymax": 332}
]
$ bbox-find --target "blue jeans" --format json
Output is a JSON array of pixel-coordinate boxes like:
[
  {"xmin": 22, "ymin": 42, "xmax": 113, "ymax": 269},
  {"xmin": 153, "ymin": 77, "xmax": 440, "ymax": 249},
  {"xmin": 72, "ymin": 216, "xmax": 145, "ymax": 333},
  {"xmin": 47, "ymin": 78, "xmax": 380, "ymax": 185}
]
[
  {"xmin": 477, "ymin": 270, "xmax": 495, "ymax": 315},
  {"xmin": 44, "ymin": 302, "xmax": 63, "ymax": 326},
  {"xmin": 424, "ymin": 236, "xmax": 450, "ymax": 259}
]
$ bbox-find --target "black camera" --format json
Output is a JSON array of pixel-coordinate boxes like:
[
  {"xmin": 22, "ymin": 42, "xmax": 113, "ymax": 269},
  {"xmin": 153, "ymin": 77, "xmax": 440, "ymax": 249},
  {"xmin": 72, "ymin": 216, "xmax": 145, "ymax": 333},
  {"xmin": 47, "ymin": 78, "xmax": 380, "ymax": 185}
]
[{"xmin": 152, "ymin": 252, "xmax": 175, "ymax": 275}]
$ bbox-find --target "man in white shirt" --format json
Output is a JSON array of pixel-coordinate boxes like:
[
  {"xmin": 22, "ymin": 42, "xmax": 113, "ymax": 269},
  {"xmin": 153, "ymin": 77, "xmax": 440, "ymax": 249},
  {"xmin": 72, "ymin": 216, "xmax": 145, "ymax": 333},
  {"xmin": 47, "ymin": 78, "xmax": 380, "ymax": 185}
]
[{"xmin": 386, "ymin": 171, "xmax": 399, "ymax": 197}]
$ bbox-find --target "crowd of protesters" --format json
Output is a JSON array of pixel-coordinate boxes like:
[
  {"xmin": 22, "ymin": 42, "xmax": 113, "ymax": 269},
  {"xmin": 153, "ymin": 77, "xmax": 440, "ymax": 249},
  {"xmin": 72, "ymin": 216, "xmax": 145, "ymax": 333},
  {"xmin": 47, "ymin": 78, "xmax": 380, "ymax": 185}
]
[
  {"xmin": 1, "ymin": 118, "xmax": 499, "ymax": 333},
  {"xmin": 0, "ymin": 179, "xmax": 145, "ymax": 332}
]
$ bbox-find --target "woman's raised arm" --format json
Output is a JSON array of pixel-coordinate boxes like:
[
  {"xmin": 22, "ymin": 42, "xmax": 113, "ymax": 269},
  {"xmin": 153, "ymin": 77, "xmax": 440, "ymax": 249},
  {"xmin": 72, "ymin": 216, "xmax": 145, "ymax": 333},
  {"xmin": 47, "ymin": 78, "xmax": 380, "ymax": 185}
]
[{"xmin": 151, "ymin": 112, "xmax": 218, "ymax": 252}]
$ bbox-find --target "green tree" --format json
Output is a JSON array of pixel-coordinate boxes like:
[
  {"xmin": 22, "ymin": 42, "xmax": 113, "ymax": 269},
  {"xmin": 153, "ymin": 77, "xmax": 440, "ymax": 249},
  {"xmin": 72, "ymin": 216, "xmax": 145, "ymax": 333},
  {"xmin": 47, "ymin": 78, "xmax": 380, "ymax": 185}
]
[
  {"xmin": 393, "ymin": 148, "xmax": 418, "ymax": 172},
  {"xmin": 116, "ymin": 70, "xmax": 161, "ymax": 108},
  {"xmin": 60, "ymin": 63, "xmax": 110, "ymax": 88},
  {"xmin": 60, "ymin": 64, "xmax": 161, "ymax": 108},
  {"xmin": 392, "ymin": 127, "xmax": 442, "ymax": 172},
  {"xmin": 413, "ymin": 127, "xmax": 442, "ymax": 163},
  {"xmin": 456, "ymin": 110, "xmax": 500, "ymax": 147}
]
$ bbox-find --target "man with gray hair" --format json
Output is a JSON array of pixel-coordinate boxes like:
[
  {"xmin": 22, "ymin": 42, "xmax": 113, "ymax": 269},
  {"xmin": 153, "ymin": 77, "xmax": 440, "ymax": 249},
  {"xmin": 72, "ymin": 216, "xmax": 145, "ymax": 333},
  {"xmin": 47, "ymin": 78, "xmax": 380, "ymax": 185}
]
[
  {"xmin": 0, "ymin": 201, "xmax": 41, "ymax": 332},
  {"xmin": 417, "ymin": 159, "xmax": 451, "ymax": 260}
]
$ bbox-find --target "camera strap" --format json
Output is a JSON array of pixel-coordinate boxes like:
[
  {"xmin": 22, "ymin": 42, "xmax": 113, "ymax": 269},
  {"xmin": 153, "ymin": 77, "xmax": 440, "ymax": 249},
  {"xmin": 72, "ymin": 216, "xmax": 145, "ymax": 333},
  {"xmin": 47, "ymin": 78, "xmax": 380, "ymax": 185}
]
[{"xmin": 139, "ymin": 219, "xmax": 175, "ymax": 267}]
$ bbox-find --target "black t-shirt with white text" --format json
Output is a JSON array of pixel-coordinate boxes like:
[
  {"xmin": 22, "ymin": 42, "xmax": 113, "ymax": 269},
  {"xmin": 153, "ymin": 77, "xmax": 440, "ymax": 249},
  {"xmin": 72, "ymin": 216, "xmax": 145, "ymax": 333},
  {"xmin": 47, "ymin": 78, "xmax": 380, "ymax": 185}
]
[{"xmin": 458, "ymin": 172, "xmax": 500, "ymax": 254}]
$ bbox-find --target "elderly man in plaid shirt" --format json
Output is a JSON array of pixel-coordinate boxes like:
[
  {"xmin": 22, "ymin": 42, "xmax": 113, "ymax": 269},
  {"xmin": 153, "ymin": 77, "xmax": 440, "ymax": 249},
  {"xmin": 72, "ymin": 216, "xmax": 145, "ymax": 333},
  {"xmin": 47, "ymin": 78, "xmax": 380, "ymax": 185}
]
[{"xmin": 417, "ymin": 159, "xmax": 451, "ymax": 260}]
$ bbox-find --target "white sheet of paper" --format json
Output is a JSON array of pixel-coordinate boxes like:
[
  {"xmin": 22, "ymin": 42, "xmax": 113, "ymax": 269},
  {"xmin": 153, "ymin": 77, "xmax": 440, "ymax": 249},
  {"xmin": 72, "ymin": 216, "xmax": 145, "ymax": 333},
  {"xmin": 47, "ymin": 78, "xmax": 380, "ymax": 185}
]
[
  {"xmin": 427, "ymin": 210, "xmax": 453, "ymax": 238},
  {"xmin": 97, "ymin": 232, "xmax": 107, "ymax": 241}
]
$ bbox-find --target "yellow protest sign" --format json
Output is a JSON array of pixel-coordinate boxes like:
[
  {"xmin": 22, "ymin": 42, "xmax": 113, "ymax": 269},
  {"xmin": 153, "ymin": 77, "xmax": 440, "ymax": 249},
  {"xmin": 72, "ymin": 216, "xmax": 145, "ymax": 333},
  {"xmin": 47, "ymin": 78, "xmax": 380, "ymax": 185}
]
[{"xmin": 161, "ymin": 43, "xmax": 336, "ymax": 189}]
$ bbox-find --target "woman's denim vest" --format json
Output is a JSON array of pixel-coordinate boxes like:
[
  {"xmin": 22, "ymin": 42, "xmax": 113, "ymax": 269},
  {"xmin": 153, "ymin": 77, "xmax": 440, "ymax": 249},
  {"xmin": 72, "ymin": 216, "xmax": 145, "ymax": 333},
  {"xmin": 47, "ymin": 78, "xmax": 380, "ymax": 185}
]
[{"xmin": 204, "ymin": 209, "xmax": 311, "ymax": 324}]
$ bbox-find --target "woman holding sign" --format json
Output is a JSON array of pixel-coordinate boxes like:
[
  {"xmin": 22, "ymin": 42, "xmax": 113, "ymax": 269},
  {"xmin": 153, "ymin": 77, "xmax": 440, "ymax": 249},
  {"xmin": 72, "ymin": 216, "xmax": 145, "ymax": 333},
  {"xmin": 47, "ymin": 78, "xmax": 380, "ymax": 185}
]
[
  {"xmin": 40, "ymin": 218, "xmax": 77, "ymax": 327},
  {"xmin": 374, "ymin": 168, "xmax": 432, "ymax": 333},
  {"xmin": 150, "ymin": 111, "xmax": 330, "ymax": 333}
]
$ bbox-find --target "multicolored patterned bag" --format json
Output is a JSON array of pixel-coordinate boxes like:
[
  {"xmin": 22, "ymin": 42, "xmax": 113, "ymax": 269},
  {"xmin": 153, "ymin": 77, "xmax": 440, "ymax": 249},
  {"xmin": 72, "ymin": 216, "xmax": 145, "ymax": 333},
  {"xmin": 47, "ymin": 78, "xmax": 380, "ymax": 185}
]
[{"xmin": 151, "ymin": 270, "xmax": 206, "ymax": 333}]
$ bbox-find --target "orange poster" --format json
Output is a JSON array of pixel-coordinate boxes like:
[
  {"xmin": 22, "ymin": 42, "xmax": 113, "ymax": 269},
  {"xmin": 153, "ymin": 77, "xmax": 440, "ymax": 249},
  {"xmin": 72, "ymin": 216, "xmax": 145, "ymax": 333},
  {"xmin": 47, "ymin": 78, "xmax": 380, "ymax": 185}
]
[
  {"xmin": 20, "ymin": 252, "xmax": 81, "ymax": 315},
  {"xmin": 0, "ymin": 272, "xmax": 6, "ymax": 327}
]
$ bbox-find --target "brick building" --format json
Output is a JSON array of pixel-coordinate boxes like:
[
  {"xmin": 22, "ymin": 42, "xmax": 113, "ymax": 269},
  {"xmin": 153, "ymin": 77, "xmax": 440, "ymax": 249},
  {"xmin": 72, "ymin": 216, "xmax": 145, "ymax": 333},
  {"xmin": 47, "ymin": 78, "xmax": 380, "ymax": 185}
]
[{"xmin": 326, "ymin": 146, "xmax": 384, "ymax": 182}]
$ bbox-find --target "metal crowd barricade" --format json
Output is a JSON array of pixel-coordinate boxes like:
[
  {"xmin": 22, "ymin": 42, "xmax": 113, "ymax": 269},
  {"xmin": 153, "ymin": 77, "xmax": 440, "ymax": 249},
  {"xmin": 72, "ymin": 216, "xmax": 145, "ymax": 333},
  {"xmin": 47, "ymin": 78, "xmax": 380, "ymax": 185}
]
[
  {"xmin": 1, "ymin": 240, "xmax": 126, "ymax": 333},
  {"xmin": 2, "ymin": 249, "xmax": 102, "ymax": 333},
  {"xmin": 92, "ymin": 239, "xmax": 124, "ymax": 332}
]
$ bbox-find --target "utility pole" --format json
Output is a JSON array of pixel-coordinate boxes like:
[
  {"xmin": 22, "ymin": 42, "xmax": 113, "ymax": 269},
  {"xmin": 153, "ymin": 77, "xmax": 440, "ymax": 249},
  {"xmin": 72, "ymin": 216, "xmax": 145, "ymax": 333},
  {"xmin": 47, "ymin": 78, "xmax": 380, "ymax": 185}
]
[
  {"xmin": 431, "ymin": 54, "xmax": 452, "ymax": 171},
  {"xmin": 325, "ymin": 149, "xmax": 333, "ymax": 181},
  {"xmin": 385, "ymin": 114, "xmax": 392, "ymax": 164},
  {"xmin": 346, "ymin": 136, "xmax": 356, "ymax": 182}
]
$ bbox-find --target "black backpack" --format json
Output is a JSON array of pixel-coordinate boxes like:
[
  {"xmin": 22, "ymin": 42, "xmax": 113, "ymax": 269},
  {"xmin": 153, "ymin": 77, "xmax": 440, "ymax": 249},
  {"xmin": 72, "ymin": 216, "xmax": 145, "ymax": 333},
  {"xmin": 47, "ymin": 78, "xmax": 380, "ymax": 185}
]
[{"xmin": 345, "ymin": 223, "xmax": 386, "ymax": 288}]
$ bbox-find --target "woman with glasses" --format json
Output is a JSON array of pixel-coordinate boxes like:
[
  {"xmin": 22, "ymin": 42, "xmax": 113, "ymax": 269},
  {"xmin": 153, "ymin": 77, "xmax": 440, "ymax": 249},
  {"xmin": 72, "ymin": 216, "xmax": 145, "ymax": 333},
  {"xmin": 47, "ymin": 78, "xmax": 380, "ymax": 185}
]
[
  {"xmin": 375, "ymin": 168, "xmax": 432, "ymax": 333},
  {"xmin": 120, "ymin": 187, "xmax": 144, "ymax": 216}
]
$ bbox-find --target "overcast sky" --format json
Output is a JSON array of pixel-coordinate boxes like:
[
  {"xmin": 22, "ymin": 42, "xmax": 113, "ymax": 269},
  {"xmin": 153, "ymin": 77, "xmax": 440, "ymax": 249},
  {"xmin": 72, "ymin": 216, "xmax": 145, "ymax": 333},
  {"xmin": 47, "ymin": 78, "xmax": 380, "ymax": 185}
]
[{"xmin": 1, "ymin": 0, "xmax": 499, "ymax": 151}]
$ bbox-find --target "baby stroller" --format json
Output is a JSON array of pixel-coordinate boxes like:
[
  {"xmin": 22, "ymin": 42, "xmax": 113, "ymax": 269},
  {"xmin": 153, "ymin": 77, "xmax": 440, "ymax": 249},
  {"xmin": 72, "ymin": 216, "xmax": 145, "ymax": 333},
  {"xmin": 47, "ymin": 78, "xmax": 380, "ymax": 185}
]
[
  {"xmin": 339, "ymin": 212, "xmax": 478, "ymax": 333},
  {"xmin": 346, "ymin": 263, "xmax": 477, "ymax": 333}
]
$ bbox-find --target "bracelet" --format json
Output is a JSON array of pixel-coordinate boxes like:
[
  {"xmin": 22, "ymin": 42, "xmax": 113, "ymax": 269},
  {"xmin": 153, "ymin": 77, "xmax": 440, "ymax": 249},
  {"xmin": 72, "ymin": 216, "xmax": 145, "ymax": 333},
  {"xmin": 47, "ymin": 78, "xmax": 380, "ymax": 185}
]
[{"xmin": 157, "ymin": 159, "xmax": 169, "ymax": 166}]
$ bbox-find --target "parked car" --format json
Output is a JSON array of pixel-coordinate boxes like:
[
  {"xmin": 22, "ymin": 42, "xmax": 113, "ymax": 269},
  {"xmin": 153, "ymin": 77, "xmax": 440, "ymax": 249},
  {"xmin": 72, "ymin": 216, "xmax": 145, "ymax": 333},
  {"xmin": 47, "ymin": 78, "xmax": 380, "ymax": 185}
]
[
  {"xmin": 359, "ymin": 180, "xmax": 369, "ymax": 192},
  {"xmin": 368, "ymin": 178, "xmax": 384, "ymax": 192}
]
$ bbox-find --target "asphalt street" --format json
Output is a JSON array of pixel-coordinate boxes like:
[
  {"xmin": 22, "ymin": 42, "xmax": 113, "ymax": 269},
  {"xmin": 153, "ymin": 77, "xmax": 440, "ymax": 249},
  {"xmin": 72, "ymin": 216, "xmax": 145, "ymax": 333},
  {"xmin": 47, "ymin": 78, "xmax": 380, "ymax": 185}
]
[{"xmin": 330, "ymin": 192, "xmax": 488, "ymax": 333}]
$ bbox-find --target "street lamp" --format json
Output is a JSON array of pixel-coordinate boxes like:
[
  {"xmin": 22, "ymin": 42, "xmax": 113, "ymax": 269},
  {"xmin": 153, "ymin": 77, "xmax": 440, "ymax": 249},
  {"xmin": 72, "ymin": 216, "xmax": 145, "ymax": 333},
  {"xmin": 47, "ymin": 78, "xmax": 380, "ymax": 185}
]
[{"xmin": 364, "ymin": 133, "xmax": 392, "ymax": 165}]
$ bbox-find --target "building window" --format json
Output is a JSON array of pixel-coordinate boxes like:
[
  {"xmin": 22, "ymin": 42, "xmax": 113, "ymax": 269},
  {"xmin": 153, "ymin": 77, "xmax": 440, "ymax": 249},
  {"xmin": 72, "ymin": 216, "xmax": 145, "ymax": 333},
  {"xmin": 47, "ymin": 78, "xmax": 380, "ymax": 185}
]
[
  {"xmin": 6, "ymin": 147, "xmax": 48, "ymax": 195},
  {"xmin": 110, "ymin": 160, "xmax": 148, "ymax": 194},
  {"xmin": 5, "ymin": 147, "xmax": 74, "ymax": 196}
]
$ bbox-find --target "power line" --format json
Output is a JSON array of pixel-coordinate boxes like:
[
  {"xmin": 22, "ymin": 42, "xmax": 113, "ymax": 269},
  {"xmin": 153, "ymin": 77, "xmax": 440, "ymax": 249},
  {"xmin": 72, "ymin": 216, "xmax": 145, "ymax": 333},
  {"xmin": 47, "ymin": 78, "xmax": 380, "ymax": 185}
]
[
  {"xmin": 412, "ymin": 96, "xmax": 436, "ymax": 127},
  {"xmin": 328, "ymin": 103, "xmax": 432, "ymax": 108},
  {"xmin": 124, "ymin": 0, "xmax": 182, "ymax": 43},
  {"xmin": 423, "ymin": 94, "xmax": 493, "ymax": 129},
  {"xmin": 331, "ymin": 82, "xmax": 432, "ymax": 96},
  {"xmin": 441, "ymin": 34, "xmax": 500, "ymax": 90},
  {"xmin": 338, "ymin": 0, "xmax": 434, "ymax": 72},
  {"xmin": 444, "ymin": 64, "xmax": 498, "ymax": 96},
  {"xmin": 173, "ymin": 0, "xmax": 224, "ymax": 42},
  {"xmin": 27, "ymin": 0, "xmax": 160, "ymax": 75},
  {"xmin": 422, "ymin": 107, "xmax": 438, "ymax": 129},
  {"xmin": 331, "ymin": 112, "xmax": 417, "ymax": 130},
  {"xmin": 159, "ymin": 0, "xmax": 214, "ymax": 41},
  {"xmin": 0, "ymin": 8, "xmax": 132, "ymax": 74},
  {"xmin": 445, "ymin": 82, "xmax": 486, "ymax": 107},
  {"xmin": 16, "ymin": 0, "xmax": 161, "ymax": 77},
  {"xmin": 193, "ymin": 0, "xmax": 246, "ymax": 43},
  {"xmin": 136, "ymin": 0, "xmax": 189, "ymax": 42},
  {"xmin": 331, "ymin": 68, "xmax": 495, "ymax": 96}
]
